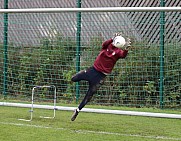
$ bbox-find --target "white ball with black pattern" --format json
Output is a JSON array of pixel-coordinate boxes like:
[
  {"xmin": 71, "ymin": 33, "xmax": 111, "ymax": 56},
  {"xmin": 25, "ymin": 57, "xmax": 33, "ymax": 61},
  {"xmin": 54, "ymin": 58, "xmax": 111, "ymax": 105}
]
[{"xmin": 112, "ymin": 36, "xmax": 126, "ymax": 48}]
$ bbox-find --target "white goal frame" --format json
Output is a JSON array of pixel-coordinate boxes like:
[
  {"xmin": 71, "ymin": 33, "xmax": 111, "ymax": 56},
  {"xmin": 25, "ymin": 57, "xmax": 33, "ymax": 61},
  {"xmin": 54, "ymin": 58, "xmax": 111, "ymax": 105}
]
[
  {"xmin": 18, "ymin": 85, "xmax": 56, "ymax": 121},
  {"xmin": 0, "ymin": 7, "xmax": 180, "ymax": 13},
  {"xmin": 0, "ymin": 7, "xmax": 181, "ymax": 119}
]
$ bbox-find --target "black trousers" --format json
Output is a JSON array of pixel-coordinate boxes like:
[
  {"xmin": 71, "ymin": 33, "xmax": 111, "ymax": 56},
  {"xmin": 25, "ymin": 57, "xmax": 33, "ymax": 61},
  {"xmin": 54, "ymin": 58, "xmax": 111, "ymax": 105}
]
[{"xmin": 71, "ymin": 67, "xmax": 106, "ymax": 110}]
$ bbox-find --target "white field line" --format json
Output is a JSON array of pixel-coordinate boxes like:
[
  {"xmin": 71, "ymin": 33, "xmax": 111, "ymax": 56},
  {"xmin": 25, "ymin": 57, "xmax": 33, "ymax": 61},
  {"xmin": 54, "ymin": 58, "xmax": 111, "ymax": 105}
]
[{"xmin": 0, "ymin": 122, "xmax": 181, "ymax": 141}]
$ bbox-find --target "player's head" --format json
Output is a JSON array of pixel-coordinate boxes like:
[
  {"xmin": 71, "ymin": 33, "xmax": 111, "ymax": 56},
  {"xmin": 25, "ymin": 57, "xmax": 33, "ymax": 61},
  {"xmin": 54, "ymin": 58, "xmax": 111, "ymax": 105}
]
[{"xmin": 112, "ymin": 36, "xmax": 126, "ymax": 48}]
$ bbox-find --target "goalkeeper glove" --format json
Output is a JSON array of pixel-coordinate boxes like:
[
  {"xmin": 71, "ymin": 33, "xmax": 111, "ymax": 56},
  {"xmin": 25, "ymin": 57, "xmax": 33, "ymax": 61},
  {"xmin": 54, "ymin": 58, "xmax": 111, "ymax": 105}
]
[
  {"xmin": 124, "ymin": 38, "xmax": 131, "ymax": 50},
  {"xmin": 112, "ymin": 32, "xmax": 123, "ymax": 40}
]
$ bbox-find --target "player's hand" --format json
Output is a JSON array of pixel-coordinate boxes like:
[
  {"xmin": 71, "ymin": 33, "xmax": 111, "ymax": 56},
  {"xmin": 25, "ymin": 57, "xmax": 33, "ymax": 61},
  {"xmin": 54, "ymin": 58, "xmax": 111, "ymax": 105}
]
[
  {"xmin": 124, "ymin": 38, "xmax": 131, "ymax": 50},
  {"xmin": 112, "ymin": 32, "xmax": 123, "ymax": 39},
  {"xmin": 114, "ymin": 32, "xmax": 122, "ymax": 37}
]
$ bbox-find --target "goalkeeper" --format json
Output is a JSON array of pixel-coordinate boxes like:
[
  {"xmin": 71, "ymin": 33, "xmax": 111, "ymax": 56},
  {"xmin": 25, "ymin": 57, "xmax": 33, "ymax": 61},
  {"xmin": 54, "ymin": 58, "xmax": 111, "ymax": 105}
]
[{"xmin": 71, "ymin": 33, "xmax": 131, "ymax": 121}]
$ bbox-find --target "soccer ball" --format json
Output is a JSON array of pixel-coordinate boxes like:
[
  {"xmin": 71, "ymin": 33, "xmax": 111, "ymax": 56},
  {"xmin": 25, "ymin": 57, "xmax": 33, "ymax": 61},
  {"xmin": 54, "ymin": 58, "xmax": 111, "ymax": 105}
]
[{"xmin": 112, "ymin": 36, "xmax": 126, "ymax": 48}]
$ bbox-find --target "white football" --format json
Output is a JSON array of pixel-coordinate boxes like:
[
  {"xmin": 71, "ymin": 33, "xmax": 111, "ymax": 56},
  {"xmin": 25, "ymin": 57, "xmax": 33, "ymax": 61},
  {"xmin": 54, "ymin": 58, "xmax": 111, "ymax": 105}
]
[{"xmin": 113, "ymin": 36, "xmax": 126, "ymax": 48}]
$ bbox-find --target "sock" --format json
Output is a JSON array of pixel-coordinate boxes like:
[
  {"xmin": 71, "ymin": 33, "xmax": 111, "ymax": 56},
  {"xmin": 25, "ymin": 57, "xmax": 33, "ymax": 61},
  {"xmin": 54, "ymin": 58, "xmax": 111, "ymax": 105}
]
[{"xmin": 77, "ymin": 108, "xmax": 80, "ymax": 112}]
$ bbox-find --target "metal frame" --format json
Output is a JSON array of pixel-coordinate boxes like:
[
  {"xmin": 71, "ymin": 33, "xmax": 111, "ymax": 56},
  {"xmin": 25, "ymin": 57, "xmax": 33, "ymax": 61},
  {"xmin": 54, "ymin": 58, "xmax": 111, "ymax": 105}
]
[
  {"xmin": 0, "ymin": 7, "xmax": 180, "ymax": 13},
  {"xmin": 18, "ymin": 85, "xmax": 56, "ymax": 121}
]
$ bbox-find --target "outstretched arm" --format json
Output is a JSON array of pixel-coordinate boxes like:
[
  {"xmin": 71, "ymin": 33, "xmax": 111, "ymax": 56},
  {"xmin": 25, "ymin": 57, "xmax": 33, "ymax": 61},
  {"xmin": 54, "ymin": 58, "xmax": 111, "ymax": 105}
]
[
  {"xmin": 102, "ymin": 38, "xmax": 113, "ymax": 49},
  {"xmin": 118, "ymin": 49, "xmax": 129, "ymax": 58},
  {"xmin": 118, "ymin": 38, "xmax": 132, "ymax": 58}
]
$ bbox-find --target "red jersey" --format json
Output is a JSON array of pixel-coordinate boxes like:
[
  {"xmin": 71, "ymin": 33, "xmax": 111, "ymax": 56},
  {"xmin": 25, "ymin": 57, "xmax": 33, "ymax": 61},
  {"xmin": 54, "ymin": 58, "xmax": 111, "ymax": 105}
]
[{"xmin": 93, "ymin": 38, "xmax": 128, "ymax": 74}]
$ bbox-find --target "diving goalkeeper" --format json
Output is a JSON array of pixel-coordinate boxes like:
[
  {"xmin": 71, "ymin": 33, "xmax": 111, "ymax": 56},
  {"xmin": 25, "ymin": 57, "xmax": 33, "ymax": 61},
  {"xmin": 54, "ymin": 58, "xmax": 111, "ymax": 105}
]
[{"xmin": 71, "ymin": 33, "xmax": 131, "ymax": 121}]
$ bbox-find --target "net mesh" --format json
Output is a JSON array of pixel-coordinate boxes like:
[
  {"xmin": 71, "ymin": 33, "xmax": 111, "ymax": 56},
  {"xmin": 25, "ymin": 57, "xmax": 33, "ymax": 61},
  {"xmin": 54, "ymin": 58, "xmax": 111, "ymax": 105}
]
[{"xmin": 0, "ymin": 0, "xmax": 181, "ymax": 109}]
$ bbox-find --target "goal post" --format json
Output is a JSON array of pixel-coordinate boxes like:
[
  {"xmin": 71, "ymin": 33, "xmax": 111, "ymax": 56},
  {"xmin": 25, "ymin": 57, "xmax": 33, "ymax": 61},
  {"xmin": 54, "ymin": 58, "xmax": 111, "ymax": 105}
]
[
  {"xmin": 0, "ymin": 6, "xmax": 181, "ymax": 119},
  {"xmin": 18, "ymin": 85, "xmax": 56, "ymax": 121}
]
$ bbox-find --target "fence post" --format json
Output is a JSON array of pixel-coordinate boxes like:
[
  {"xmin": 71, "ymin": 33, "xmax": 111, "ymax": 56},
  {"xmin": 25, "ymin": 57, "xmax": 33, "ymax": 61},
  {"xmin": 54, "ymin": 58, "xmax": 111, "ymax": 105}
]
[
  {"xmin": 3, "ymin": 0, "xmax": 8, "ymax": 99},
  {"xmin": 75, "ymin": 0, "xmax": 81, "ymax": 103},
  {"xmin": 159, "ymin": 0, "xmax": 165, "ymax": 108}
]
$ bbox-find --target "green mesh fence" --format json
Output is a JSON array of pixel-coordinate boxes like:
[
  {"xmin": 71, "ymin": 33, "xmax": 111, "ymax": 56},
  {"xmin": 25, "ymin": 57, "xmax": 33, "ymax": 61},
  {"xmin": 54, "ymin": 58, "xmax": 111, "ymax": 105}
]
[{"xmin": 0, "ymin": 1, "xmax": 181, "ymax": 109}]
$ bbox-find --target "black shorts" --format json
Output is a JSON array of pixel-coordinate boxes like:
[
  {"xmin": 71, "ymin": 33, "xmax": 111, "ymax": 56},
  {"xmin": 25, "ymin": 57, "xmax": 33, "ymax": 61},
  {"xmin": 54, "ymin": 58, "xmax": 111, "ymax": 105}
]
[{"xmin": 72, "ymin": 66, "xmax": 106, "ymax": 86}]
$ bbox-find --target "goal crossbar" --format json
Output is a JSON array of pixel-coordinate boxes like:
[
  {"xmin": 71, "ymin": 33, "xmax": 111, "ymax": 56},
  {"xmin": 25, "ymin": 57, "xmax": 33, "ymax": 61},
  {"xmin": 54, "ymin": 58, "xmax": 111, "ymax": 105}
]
[{"xmin": 0, "ymin": 7, "xmax": 180, "ymax": 13}]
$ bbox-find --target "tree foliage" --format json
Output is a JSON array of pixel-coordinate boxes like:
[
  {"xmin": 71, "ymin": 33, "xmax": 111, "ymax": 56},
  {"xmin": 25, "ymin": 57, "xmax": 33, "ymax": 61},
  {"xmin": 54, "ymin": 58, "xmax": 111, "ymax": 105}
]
[{"xmin": 1, "ymin": 34, "xmax": 180, "ymax": 108}]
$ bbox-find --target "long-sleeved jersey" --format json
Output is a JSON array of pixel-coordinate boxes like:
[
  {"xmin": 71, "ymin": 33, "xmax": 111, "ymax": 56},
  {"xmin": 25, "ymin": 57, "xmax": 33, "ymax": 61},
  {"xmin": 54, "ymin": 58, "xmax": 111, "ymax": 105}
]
[{"xmin": 93, "ymin": 38, "xmax": 128, "ymax": 74}]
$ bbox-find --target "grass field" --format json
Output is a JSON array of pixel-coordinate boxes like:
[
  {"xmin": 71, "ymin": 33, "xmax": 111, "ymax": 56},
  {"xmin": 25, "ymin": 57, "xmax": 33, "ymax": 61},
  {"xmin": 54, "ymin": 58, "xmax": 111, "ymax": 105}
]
[{"xmin": 0, "ymin": 106, "xmax": 181, "ymax": 141}]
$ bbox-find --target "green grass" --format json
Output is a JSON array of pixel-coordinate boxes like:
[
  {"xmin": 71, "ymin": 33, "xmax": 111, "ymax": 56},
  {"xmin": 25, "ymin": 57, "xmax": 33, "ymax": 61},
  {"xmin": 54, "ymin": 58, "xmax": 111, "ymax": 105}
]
[{"xmin": 0, "ymin": 106, "xmax": 181, "ymax": 141}]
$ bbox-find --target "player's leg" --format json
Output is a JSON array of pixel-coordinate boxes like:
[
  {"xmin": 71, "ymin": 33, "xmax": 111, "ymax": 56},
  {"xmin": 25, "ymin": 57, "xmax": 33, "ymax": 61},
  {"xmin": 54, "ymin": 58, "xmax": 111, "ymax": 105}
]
[
  {"xmin": 71, "ymin": 85, "xmax": 97, "ymax": 121},
  {"xmin": 78, "ymin": 85, "xmax": 97, "ymax": 110},
  {"xmin": 71, "ymin": 67, "xmax": 93, "ymax": 121},
  {"xmin": 71, "ymin": 70, "xmax": 87, "ymax": 82},
  {"xmin": 71, "ymin": 71, "xmax": 106, "ymax": 121},
  {"xmin": 71, "ymin": 67, "xmax": 94, "ymax": 82}
]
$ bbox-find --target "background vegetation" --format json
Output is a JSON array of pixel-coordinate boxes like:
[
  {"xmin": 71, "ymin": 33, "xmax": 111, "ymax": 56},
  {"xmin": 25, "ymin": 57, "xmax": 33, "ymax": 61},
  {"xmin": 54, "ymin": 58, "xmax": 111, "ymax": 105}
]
[{"xmin": 0, "ymin": 33, "xmax": 181, "ymax": 108}]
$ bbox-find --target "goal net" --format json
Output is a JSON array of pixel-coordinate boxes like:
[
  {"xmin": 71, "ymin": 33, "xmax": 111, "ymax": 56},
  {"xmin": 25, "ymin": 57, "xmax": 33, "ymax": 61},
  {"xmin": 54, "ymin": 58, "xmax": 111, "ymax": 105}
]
[{"xmin": 0, "ymin": 4, "xmax": 181, "ymax": 119}]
